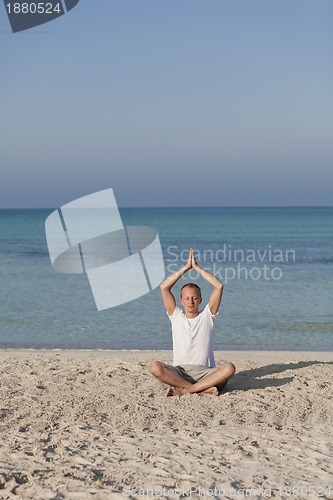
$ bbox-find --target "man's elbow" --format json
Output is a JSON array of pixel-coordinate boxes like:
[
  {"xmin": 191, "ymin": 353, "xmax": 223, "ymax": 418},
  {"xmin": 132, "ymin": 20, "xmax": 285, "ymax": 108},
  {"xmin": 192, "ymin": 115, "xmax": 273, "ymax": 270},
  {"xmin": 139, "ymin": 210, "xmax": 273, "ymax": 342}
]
[
  {"xmin": 160, "ymin": 283, "xmax": 169, "ymax": 292},
  {"xmin": 216, "ymin": 282, "xmax": 223, "ymax": 290}
]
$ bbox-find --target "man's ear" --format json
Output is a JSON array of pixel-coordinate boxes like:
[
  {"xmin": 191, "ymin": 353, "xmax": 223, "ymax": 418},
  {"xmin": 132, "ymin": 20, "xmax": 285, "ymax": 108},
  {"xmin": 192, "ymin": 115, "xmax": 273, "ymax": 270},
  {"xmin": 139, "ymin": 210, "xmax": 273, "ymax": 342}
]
[
  {"xmin": 180, "ymin": 298, "xmax": 184, "ymax": 306},
  {"xmin": 199, "ymin": 297, "xmax": 202, "ymax": 304}
]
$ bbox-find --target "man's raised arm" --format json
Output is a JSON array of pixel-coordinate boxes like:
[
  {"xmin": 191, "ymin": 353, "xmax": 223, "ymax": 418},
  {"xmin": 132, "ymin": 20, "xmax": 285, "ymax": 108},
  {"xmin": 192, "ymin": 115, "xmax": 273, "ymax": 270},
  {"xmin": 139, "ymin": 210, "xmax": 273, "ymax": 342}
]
[
  {"xmin": 160, "ymin": 250, "xmax": 192, "ymax": 316},
  {"xmin": 191, "ymin": 249, "xmax": 223, "ymax": 315}
]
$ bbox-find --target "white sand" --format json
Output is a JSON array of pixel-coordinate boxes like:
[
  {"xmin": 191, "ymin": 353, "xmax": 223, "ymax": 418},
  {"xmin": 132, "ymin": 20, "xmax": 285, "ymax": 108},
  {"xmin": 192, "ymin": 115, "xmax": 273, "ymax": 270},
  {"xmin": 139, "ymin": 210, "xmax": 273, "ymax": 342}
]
[{"xmin": 0, "ymin": 350, "xmax": 332, "ymax": 499}]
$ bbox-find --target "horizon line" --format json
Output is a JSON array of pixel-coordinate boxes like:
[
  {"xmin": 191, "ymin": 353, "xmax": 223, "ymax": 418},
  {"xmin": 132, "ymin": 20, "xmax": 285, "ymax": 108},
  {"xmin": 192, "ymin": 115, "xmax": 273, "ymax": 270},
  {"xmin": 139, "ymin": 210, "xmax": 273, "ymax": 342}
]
[{"xmin": 1, "ymin": 205, "xmax": 332, "ymax": 210}]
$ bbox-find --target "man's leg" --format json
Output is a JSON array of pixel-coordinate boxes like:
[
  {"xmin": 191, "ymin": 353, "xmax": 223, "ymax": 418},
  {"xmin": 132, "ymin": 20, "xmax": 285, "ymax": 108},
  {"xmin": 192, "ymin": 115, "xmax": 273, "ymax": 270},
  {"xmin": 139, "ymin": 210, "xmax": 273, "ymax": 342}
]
[
  {"xmin": 178, "ymin": 362, "xmax": 235, "ymax": 395},
  {"xmin": 150, "ymin": 361, "xmax": 235, "ymax": 396},
  {"xmin": 150, "ymin": 361, "xmax": 193, "ymax": 390}
]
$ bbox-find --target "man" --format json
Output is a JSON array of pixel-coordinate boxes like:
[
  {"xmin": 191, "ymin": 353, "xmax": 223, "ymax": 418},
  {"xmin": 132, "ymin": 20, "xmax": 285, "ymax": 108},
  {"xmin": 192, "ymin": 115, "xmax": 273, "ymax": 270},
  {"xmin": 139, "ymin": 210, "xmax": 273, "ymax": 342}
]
[{"xmin": 150, "ymin": 248, "xmax": 235, "ymax": 396}]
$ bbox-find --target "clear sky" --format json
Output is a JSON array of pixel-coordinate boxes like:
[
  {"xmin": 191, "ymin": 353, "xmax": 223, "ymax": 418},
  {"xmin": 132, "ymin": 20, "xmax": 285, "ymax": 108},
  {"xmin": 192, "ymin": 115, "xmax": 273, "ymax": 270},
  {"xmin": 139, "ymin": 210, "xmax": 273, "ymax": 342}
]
[{"xmin": 1, "ymin": 0, "xmax": 332, "ymax": 207}]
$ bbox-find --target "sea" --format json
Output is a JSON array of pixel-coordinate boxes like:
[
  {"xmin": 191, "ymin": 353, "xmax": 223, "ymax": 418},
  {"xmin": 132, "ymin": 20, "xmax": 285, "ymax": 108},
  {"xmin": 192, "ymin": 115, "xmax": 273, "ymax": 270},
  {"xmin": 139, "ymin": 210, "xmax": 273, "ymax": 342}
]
[{"xmin": 0, "ymin": 207, "xmax": 332, "ymax": 351}]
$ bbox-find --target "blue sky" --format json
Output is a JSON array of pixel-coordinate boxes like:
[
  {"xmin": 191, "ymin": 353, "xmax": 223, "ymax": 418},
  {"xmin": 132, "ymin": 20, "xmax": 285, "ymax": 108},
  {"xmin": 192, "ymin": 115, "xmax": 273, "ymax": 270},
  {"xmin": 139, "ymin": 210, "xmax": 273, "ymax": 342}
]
[{"xmin": 1, "ymin": 0, "xmax": 332, "ymax": 207}]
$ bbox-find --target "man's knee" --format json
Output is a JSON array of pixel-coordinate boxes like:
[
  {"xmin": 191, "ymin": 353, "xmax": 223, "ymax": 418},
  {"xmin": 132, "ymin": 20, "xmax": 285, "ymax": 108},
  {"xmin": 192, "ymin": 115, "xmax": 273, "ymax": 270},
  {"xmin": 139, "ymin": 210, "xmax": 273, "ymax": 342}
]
[
  {"xmin": 150, "ymin": 361, "xmax": 164, "ymax": 378},
  {"xmin": 218, "ymin": 362, "xmax": 236, "ymax": 378},
  {"xmin": 225, "ymin": 362, "xmax": 236, "ymax": 377}
]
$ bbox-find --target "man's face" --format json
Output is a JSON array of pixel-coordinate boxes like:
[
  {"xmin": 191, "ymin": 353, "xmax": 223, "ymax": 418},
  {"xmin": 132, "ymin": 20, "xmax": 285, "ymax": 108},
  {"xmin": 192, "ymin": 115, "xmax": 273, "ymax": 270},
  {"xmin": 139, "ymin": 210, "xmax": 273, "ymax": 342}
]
[{"xmin": 180, "ymin": 286, "xmax": 202, "ymax": 315}]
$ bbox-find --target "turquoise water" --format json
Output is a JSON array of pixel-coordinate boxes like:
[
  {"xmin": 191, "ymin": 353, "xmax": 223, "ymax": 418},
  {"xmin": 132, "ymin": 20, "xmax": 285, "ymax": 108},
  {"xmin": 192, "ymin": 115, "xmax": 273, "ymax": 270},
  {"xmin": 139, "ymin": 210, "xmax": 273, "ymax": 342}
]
[{"xmin": 0, "ymin": 207, "xmax": 332, "ymax": 350}]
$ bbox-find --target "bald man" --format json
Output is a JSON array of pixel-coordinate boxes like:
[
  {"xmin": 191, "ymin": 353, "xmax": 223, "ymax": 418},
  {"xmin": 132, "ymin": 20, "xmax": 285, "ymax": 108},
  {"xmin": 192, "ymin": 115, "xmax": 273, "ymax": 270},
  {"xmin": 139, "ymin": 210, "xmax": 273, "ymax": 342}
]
[{"xmin": 150, "ymin": 248, "xmax": 235, "ymax": 396}]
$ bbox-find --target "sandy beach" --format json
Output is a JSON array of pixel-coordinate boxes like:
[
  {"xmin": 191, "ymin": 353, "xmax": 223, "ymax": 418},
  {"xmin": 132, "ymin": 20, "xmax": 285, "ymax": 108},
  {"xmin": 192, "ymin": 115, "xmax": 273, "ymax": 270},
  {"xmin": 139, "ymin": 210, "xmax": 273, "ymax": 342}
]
[{"xmin": 0, "ymin": 349, "xmax": 332, "ymax": 499}]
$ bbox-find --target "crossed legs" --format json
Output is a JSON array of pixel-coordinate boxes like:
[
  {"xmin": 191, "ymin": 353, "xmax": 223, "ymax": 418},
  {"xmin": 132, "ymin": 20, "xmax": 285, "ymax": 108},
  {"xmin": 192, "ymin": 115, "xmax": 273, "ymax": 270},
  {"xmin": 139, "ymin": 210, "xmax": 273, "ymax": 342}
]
[{"xmin": 150, "ymin": 361, "xmax": 236, "ymax": 396}]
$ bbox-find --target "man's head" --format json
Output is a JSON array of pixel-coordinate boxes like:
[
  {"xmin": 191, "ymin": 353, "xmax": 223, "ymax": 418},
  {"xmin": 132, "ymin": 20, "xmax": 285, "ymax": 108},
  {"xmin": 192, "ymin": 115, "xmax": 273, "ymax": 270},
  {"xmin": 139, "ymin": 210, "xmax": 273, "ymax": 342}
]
[{"xmin": 180, "ymin": 283, "xmax": 202, "ymax": 317}]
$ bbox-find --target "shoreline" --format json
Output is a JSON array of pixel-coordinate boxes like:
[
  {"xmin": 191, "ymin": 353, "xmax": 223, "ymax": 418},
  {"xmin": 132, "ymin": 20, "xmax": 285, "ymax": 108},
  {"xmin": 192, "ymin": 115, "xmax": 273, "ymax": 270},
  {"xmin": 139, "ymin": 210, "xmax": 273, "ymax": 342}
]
[
  {"xmin": 0, "ymin": 348, "xmax": 332, "ymax": 361},
  {"xmin": 1, "ymin": 345, "xmax": 332, "ymax": 353}
]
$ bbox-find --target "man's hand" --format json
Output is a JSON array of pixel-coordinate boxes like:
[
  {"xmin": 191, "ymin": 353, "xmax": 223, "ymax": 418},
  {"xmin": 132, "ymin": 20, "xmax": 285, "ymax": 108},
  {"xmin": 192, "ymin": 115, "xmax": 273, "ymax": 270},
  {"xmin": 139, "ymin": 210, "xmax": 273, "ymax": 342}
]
[
  {"xmin": 185, "ymin": 247, "xmax": 201, "ymax": 271},
  {"xmin": 185, "ymin": 248, "xmax": 193, "ymax": 271},
  {"xmin": 191, "ymin": 248, "xmax": 200, "ymax": 271}
]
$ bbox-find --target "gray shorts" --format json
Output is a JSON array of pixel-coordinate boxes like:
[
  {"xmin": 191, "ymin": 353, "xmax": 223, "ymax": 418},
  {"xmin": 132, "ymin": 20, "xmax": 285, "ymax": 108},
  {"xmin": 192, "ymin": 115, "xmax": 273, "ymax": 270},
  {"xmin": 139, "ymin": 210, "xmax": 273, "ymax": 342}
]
[{"xmin": 169, "ymin": 364, "xmax": 216, "ymax": 384}]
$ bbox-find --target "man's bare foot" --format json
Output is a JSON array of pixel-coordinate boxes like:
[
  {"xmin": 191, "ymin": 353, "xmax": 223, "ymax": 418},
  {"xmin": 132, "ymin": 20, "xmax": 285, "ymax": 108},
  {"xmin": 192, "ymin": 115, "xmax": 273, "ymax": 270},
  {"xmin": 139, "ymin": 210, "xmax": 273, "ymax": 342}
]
[
  {"xmin": 198, "ymin": 386, "xmax": 218, "ymax": 396},
  {"xmin": 166, "ymin": 386, "xmax": 218, "ymax": 396},
  {"xmin": 165, "ymin": 386, "xmax": 173, "ymax": 396},
  {"xmin": 166, "ymin": 386, "xmax": 185, "ymax": 396}
]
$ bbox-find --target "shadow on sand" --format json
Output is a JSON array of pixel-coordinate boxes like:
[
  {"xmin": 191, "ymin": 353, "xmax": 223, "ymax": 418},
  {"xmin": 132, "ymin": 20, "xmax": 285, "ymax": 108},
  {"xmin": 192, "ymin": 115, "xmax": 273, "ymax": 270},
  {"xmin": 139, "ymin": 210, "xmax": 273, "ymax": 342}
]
[{"xmin": 223, "ymin": 360, "xmax": 333, "ymax": 393}]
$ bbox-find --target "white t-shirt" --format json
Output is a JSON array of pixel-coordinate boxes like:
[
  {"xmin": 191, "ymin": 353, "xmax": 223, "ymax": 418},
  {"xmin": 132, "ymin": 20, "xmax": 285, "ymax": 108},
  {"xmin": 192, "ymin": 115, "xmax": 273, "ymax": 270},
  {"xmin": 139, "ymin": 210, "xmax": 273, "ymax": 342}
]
[{"xmin": 168, "ymin": 304, "xmax": 218, "ymax": 368}]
